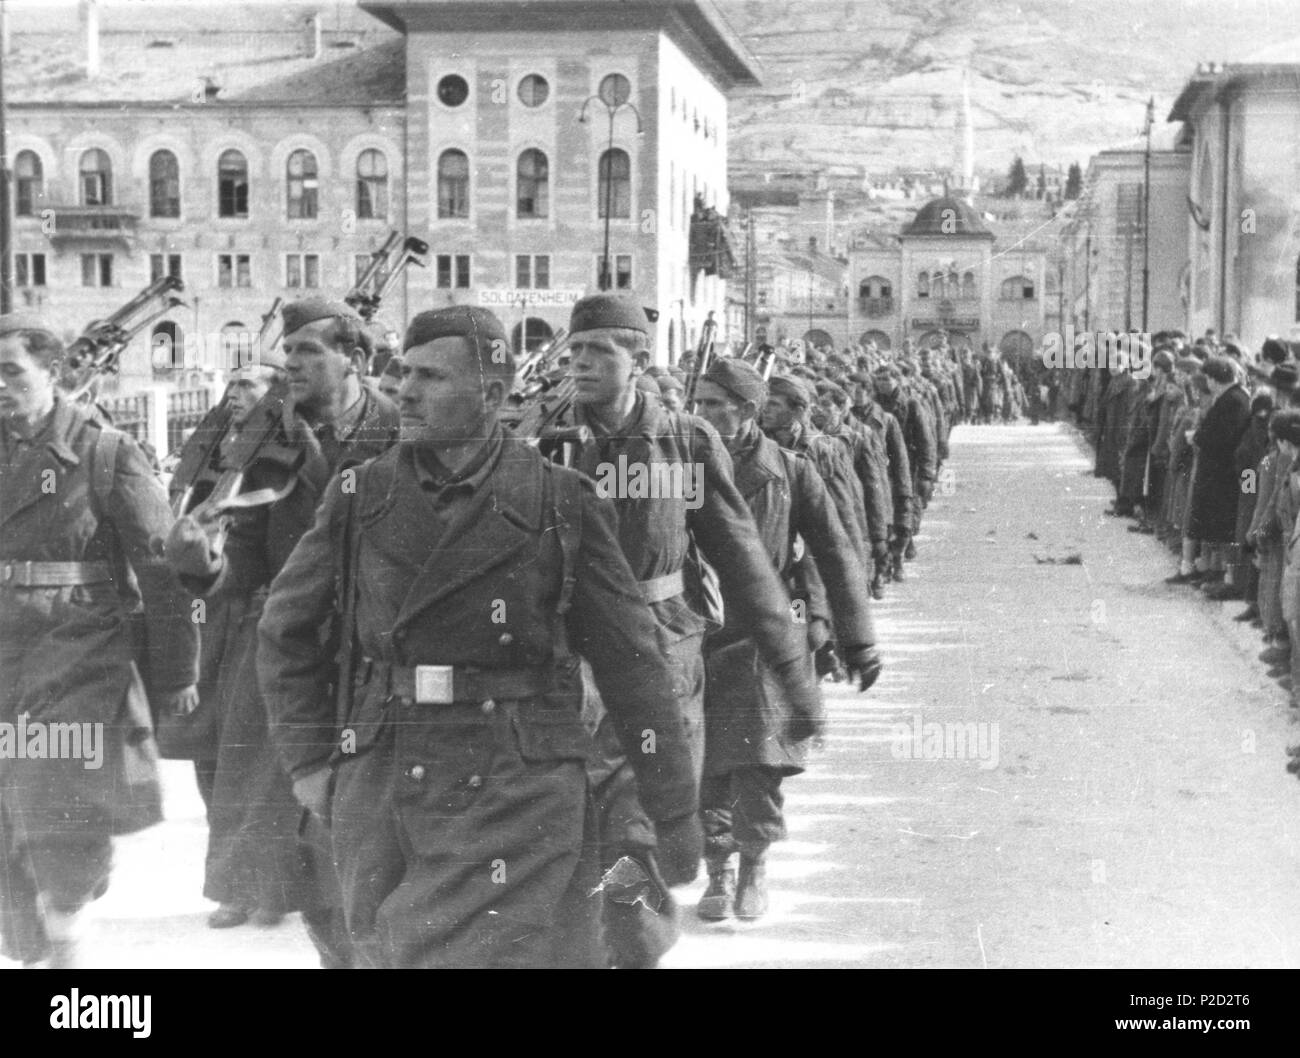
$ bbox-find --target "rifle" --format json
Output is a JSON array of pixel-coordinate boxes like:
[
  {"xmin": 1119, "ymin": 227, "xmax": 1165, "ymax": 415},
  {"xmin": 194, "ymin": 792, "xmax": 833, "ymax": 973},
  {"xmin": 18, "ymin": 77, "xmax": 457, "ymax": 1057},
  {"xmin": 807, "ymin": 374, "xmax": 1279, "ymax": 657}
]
[
  {"xmin": 507, "ymin": 330, "xmax": 591, "ymax": 466},
  {"xmin": 682, "ymin": 311, "xmax": 718, "ymax": 410},
  {"xmin": 62, "ymin": 276, "xmax": 186, "ymax": 401},
  {"xmin": 345, "ymin": 232, "xmax": 430, "ymax": 322}
]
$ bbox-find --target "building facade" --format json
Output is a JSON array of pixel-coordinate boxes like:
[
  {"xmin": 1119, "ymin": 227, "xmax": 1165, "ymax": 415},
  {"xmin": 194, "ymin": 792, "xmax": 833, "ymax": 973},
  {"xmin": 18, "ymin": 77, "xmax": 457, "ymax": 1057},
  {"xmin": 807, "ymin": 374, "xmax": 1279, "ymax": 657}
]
[
  {"xmin": 846, "ymin": 196, "xmax": 1047, "ymax": 356},
  {"xmin": 1169, "ymin": 57, "xmax": 1300, "ymax": 347},
  {"xmin": 3, "ymin": 0, "xmax": 757, "ymax": 382}
]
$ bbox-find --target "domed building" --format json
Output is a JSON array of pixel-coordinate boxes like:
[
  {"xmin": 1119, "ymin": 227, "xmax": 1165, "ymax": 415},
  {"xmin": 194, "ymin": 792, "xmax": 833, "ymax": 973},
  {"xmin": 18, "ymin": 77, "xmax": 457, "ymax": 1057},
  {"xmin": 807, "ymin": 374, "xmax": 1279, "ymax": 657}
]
[{"xmin": 847, "ymin": 194, "xmax": 1048, "ymax": 357}]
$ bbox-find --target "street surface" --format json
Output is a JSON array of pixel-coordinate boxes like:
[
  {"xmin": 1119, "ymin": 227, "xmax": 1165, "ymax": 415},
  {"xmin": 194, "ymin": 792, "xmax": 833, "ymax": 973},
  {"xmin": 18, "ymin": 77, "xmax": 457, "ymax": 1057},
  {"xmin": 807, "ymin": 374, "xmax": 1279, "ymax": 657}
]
[{"xmin": 8, "ymin": 421, "xmax": 1300, "ymax": 968}]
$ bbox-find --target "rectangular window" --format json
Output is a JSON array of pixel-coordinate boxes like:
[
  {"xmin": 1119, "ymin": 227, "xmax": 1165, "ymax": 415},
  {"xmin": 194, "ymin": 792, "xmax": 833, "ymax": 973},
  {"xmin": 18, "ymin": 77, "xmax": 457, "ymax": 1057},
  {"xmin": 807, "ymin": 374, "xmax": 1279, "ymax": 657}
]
[
  {"xmin": 150, "ymin": 253, "xmax": 182, "ymax": 282},
  {"xmin": 80, "ymin": 253, "xmax": 112, "ymax": 287},
  {"xmin": 15, "ymin": 253, "xmax": 46, "ymax": 287},
  {"xmin": 596, "ymin": 254, "xmax": 633, "ymax": 291},
  {"xmin": 435, "ymin": 254, "xmax": 471, "ymax": 289},
  {"xmin": 218, "ymin": 254, "xmax": 252, "ymax": 288},
  {"xmin": 284, "ymin": 253, "xmax": 320, "ymax": 288},
  {"xmin": 514, "ymin": 254, "xmax": 550, "ymax": 289}
]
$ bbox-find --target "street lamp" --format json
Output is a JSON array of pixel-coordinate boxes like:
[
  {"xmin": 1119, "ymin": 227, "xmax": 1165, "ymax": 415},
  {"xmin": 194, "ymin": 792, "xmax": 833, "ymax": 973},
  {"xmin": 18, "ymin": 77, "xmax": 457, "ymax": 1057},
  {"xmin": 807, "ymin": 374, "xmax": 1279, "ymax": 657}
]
[{"xmin": 580, "ymin": 74, "xmax": 643, "ymax": 291}]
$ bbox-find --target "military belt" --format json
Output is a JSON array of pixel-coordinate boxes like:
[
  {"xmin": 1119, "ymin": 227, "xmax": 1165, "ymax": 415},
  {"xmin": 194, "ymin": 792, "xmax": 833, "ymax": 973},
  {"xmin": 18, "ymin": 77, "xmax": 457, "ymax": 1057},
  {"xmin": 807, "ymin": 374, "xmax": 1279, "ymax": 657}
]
[
  {"xmin": 0, "ymin": 561, "xmax": 112, "ymax": 587},
  {"xmin": 375, "ymin": 660, "xmax": 552, "ymax": 706},
  {"xmin": 638, "ymin": 569, "xmax": 684, "ymax": 604}
]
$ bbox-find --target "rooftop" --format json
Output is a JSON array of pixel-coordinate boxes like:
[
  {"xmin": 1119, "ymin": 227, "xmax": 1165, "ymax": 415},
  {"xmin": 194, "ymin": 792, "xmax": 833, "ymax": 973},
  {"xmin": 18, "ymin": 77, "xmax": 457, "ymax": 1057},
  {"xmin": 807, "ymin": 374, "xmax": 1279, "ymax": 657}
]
[{"xmin": 902, "ymin": 196, "xmax": 995, "ymax": 240}]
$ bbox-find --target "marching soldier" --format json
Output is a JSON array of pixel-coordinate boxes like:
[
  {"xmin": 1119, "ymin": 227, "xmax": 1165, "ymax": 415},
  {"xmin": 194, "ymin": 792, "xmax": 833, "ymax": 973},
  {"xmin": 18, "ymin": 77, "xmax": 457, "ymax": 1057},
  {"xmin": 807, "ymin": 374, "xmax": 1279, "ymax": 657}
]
[
  {"xmin": 565, "ymin": 294, "xmax": 822, "ymax": 967},
  {"xmin": 166, "ymin": 297, "xmax": 398, "ymax": 958},
  {"xmin": 0, "ymin": 312, "xmax": 198, "ymax": 968},
  {"xmin": 693, "ymin": 359, "xmax": 881, "ymax": 919},
  {"xmin": 873, "ymin": 363, "xmax": 935, "ymax": 578},
  {"xmin": 257, "ymin": 305, "xmax": 701, "ymax": 967},
  {"xmin": 849, "ymin": 371, "xmax": 914, "ymax": 591}
]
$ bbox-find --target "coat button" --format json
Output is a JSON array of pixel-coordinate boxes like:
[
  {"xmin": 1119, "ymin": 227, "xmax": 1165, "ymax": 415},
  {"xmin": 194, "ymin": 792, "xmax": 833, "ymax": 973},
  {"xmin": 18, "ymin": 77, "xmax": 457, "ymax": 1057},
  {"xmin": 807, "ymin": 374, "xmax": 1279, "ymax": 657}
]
[
  {"xmin": 498, "ymin": 632, "xmax": 514, "ymax": 646},
  {"xmin": 481, "ymin": 698, "xmax": 496, "ymax": 715},
  {"xmin": 408, "ymin": 764, "xmax": 426, "ymax": 781},
  {"xmin": 467, "ymin": 774, "xmax": 483, "ymax": 790}
]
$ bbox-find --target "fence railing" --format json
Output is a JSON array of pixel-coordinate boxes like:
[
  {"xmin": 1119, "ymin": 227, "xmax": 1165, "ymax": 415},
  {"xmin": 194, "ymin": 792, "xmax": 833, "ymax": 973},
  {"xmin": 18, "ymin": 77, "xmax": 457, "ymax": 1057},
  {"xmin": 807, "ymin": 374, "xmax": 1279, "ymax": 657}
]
[{"xmin": 99, "ymin": 385, "xmax": 214, "ymax": 461}]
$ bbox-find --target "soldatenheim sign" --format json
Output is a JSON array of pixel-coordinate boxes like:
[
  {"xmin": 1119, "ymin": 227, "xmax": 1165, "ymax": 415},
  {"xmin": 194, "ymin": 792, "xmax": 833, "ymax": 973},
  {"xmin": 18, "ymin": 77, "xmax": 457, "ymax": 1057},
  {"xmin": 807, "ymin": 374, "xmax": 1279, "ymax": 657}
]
[{"xmin": 478, "ymin": 289, "xmax": 585, "ymax": 308}]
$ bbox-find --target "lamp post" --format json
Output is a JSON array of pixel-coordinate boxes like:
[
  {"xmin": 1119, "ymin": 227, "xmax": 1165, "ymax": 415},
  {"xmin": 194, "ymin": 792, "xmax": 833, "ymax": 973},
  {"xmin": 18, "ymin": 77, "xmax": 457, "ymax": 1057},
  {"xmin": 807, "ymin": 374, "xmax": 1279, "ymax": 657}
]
[{"xmin": 580, "ymin": 74, "xmax": 643, "ymax": 291}]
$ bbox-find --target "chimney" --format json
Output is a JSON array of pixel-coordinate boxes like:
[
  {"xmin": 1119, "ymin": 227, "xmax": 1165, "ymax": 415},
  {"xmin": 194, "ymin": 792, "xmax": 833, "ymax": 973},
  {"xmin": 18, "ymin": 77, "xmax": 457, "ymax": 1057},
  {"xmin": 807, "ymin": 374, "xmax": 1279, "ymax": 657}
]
[
  {"xmin": 304, "ymin": 13, "xmax": 321, "ymax": 60},
  {"xmin": 83, "ymin": 0, "xmax": 100, "ymax": 78}
]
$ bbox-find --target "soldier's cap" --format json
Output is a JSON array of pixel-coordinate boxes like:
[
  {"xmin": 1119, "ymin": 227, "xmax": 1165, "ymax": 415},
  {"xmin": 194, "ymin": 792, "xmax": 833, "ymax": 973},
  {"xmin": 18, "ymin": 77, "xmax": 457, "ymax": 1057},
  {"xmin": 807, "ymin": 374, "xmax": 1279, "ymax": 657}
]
[
  {"xmin": 569, "ymin": 292, "xmax": 651, "ymax": 336},
  {"xmin": 848, "ymin": 371, "xmax": 873, "ymax": 385},
  {"xmin": 404, "ymin": 305, "xmax": 508, "ymax": 359},
  {"xmin": 635, "ymin": 373, "xmax": 660, "ymax": 395},
  {"xmin": 768, "ymin": 373, "xmax": 812, "ymax": 409},
  {"xmin": 1202, "ymin": 356, "xmax": 1236, "ymax": 384},
  {"xmin": 668, "ymin": 367, "xmax": 687, "ymax": 384},
  {"xmin": 818, "ymin": 380, "xmax": 850, "ymax": 403},
  {"xmin": 0, "ymin": 311, "xmax": 60, "ymax": 342},
  {"xmin": 1251, "ymin": 391, "xmax": 1275, "ymax": 416},
  {"xmin": 657, "ymin": 373, "xmax": 684, "ymax": 393},
  {"xmin": 280, "ymin": 297, "xmax": 363, "ymax": 338},
  {"xmin": 1271, "ymin": 364, "xmax": 1299, "ymax": 391},
  {"xmin": 1174, "ymin": 356, "xmax": 1201, "ymax": 375},
  {"xmin": 702, "ymin": 357, "xmax": 766, "ymax": 406},
  {"xmin": 228, "ymin": 362, "xmax": 278, "ymax": 385},
  {"xmin": 1151, "ymin": 349, "xmax": 1175, "ymax": 374}
]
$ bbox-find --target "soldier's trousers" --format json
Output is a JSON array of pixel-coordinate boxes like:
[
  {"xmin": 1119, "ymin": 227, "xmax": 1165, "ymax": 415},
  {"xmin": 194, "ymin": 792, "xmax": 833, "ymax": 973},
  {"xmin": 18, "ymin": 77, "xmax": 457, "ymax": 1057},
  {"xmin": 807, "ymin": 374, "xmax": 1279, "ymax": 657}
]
[
  {"xmin": 0, "ymin": 784, "xmax": 111, "ymax": 964},
  {"xmin": 328, "ymin": 698, "xmax": 603, "ymax": 968},
  {"xmin": 585, "ymin": 630, "xmax": 705, "ymax": 968},
  {"xmin": 701, "ymin": 766, "xmax": 785, "ymax": 856}
]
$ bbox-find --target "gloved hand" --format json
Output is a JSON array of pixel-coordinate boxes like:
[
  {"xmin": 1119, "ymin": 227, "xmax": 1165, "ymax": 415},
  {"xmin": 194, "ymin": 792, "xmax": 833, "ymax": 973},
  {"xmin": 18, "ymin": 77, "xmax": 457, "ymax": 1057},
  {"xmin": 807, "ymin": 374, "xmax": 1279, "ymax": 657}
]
[
  {"xmin": 843, "ymin": 645, "xmax": 883, "ymax": 693},
  {"xmin": 654, "ymin": 813, "xmax": 703, "ymax": 886},
  {"xmin": 871, "ymin": 539, "xmax": 889, "ymax": 561},
  {"xmin": 775, "ymin": 654, "xmax": 825, "ymax": 742},
  {"xmin": 291, "ymin": 766, "xmax": 332, "ymax": 820},
  {"xmin": 165, "ymin": 514, "xmax": 223, "ymax": 578}
]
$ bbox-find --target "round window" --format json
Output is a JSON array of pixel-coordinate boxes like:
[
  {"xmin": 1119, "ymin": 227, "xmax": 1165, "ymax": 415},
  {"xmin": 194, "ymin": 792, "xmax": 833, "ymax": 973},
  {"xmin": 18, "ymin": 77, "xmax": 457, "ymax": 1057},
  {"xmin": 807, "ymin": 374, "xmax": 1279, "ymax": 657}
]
[
  {"xmin": 437, "ymin": 74, "xmax": 470, "ymax": 107},
  {"xmin": 598, "ymin": 73, "xmax": 630, "ymax": 107},
  {"xmin": 518, "ymin": 74, "xmax": 549, "ymax": 107}
]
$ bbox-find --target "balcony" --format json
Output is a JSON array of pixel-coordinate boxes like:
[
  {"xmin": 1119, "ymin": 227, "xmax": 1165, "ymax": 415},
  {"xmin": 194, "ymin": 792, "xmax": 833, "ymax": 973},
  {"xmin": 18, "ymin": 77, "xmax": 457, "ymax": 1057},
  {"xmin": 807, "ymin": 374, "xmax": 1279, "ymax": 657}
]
[
  {"xmin": 45, "ymin": 206, "xmax": 139, "ymax": 244},
  {"xmin": 858, "ymin": 296, "xmax": 895, "ymax": 318}
]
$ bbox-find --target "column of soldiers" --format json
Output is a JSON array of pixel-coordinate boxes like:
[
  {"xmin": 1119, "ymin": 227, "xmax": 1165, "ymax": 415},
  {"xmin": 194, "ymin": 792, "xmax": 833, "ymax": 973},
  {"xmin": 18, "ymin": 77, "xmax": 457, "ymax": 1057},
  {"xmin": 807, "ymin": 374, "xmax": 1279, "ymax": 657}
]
[
  {"xmin": 1063, "ymin": 328, "xmax": 1300, "ymax": 775},
  {"xmin": 1, "ymin": 291, "xmax": 968, "ymax": 969}
]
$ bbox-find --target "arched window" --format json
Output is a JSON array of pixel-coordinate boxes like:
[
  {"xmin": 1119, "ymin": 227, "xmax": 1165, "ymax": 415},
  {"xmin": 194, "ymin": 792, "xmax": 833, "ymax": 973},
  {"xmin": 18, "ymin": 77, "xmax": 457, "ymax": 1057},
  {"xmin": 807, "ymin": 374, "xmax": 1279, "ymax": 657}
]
[
  {"xmin": 511, "ymin": 317, "xmax": 554, "ymax": 356},
  {"xmin": 356, "ymin": 149, "xmax": 388, "ymax": 220},
  {"xmin": 151, "ymin": 321, "xmax": 182, "ymax": 371},
  {"xmin": 221, "ymin": 321, "xmax": 252, "ymax": 367},
  {"xmin": 947, "ymin": 268, "xmax": 959, "ymax": 293},
  {"xmin": 287, "ymin": 149, "xmax": 319, "ymax": 219},
  {"xmin": 79, "ymin": 148, "xmax": 112, "ymax": 206},
  {"xmin": 1000, "ymin": 275, "xmax": 1035, "ymax": 300},
  {"xmin": 14, "ymin": 151, "xmax": 42, "ymax": 216},
  {"xmin": 218, "ymin": 149, "xmax": 249, "ymax": 218},
  {"xmin": 859, "ymin": 329, "xmax": 892, "ymax": 350},
  {"xmin": 438, "ymin": 149, "xmax": 470, "ymax": 219},
  {"xmin": 917, "ymin": 271, "xmax": 930, "ymax": 299},
  {"xmin": 932, "ymin": 271, "xmax": 946, "ymax": 298},
  {"xmin": 962, "ymin": 270, "xmax": 976, "ymax": 298},
  {"xmin": 149, "ymin": 150, "xmax": 180, "ymax": 218},
  {"xmin": 598, "ymin": 148, "xmax": 630, "ymax": 219},
  {"xmin": 858, "ymin": 276, "xmax": 892, "ymax": 299},
  {"xmin": 517, "ymin": 149, "xmax": 549, "ymax": 219}
]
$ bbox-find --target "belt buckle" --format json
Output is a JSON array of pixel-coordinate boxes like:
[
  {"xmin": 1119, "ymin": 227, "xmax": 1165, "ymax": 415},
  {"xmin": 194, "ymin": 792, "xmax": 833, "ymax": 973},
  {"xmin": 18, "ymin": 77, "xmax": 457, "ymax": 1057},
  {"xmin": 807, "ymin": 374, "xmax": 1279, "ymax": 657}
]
[{"xmin": 414, "ymin": 665, "xmax": 454, "ymax": 705}]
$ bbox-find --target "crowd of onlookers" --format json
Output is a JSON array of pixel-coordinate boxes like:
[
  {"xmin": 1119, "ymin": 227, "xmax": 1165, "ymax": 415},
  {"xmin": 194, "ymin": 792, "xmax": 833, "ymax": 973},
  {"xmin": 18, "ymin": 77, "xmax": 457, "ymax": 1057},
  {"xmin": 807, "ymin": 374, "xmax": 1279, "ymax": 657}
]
[{"xmin": 1065, "ymin": 328, "xmax": 1300, "ymax": 768}]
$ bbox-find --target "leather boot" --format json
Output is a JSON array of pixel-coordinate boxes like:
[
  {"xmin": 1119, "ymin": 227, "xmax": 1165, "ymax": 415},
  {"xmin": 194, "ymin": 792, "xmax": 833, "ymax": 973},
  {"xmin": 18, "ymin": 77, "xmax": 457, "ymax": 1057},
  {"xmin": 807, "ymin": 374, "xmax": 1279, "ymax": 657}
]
[
  {"xmin": 891, "ymin": 553, "xmax": 906, "ymax": 582},
  {"xmin": 696, "ymin": 853, "xmax": 736, "ymax": 921},
  {"xmin": 734, "ymin": 852, "xmax": 769, "ymax": 921}
]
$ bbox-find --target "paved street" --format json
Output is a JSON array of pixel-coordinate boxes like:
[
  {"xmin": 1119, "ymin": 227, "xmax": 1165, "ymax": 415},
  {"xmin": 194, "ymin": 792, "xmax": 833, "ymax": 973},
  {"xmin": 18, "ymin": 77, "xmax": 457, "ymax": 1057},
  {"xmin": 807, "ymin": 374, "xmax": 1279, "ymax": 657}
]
[{"xmin": 10, "ymin": 421, "xmax": 1300, "ymax": 969}]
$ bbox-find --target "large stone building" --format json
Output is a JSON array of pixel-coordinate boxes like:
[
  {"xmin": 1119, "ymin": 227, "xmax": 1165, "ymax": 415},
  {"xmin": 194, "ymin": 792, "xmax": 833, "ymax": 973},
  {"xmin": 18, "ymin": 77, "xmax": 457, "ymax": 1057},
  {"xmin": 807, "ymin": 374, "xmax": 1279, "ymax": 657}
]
[
  {"xmin": 846, "ymin": 196, "xmax": 1048, "ymax": 356},
  {"xmin": 1168, "ymin": 51, "xmax": 1300, "ymax": 347},
  {"xmin": 2, "ymin": 0, "xmax": 757, "ymax": 382}
]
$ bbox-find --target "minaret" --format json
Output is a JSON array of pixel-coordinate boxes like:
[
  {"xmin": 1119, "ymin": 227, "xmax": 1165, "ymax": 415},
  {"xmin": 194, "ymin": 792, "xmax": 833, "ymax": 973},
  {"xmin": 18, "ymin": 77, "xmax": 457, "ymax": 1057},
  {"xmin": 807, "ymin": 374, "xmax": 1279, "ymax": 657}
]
[{"xmin": 956, "ymin": 67, "xmax": 974, "ymax": 201}]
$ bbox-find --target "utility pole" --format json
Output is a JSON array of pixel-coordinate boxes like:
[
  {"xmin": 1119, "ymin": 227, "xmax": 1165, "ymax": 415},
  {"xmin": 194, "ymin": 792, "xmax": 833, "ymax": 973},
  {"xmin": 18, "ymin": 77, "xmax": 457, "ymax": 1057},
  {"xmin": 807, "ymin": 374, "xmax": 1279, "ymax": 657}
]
[
  {"xmin": 1142, "ymin": 96, "xmax": 1154, "ymax": 332},
  {"xmin": 0, "ymin": 0, "xmax": 13, "ymax": 315},
  {"xmin": 1083, "ymin": 226, "xmax": 1092, "ymax": 332}
]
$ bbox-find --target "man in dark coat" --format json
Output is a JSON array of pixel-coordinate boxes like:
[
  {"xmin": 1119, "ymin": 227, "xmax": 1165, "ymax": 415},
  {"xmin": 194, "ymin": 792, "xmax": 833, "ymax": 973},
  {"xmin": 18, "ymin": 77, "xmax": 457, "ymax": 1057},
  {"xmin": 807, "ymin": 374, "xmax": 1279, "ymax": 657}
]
[
  {"xmin": 693, "ymin": 359, "xmax": 880, "ymax": 920},
  {"xmin": 0, "ymin": 312, "xmax": 198, "ymax": 968},
  {"xmin": 564, "ymin": 293, "xmax": 822, "ymax": 968},
  {"xmin": 849, "ymin": 372, "xmax": 914, "ymax": 591},
  {"xmin": 812, "ymin": 381, "xmax": 891, "ymax": 562},
  {"xmin": 1187, "ymin": 356, "xmax": 1252, "ymax": 585},
  {"xmin": 166, "ymin": 297, "xmax": 398, "ymax": 960},
  {"xmin": 873, "ymin": 363, "xmax": 935, "ymax": 577},
  {"xmin": 257, "ymin": 305, "xmax": 700, "ymax": 968}
]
